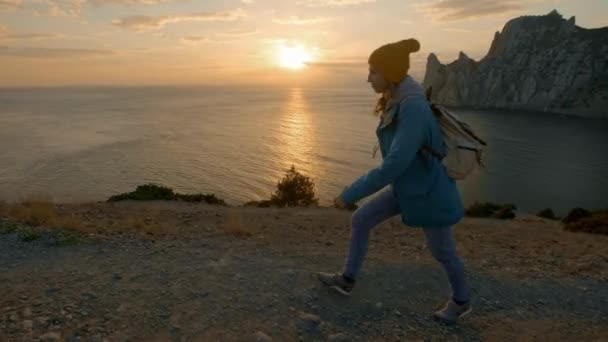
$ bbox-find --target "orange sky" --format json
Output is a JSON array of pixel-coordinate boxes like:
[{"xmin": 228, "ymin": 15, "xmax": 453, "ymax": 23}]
[{"xmin": 0, "ymin": 0, "xmax": 606, "ymax": 87}]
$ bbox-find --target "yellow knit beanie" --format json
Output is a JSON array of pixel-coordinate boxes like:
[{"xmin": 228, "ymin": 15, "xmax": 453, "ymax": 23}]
[{"xmin": 368, "ymin": 39, "xmax": 420, "ymax": 84}]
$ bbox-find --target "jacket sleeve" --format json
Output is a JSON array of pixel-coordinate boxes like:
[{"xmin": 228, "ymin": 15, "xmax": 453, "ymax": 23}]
[{"xmin": 341, "ymin": 102, "xmax": 427, "ymax": 205}]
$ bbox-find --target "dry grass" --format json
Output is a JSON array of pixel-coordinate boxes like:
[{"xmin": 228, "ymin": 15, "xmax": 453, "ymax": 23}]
[
  {"xmin": 222, "ymin": 211, "xmax": 252, "ymax": 238},
  {"xmin": 0, "ymin": 200, "xmax": 7, "ymax": 217},
  {"xmin": 53, "ymin": 214, "xmax": 94, "ymax": 234},
  {"xmin": 2, "ymin": 198, "xmax": 225, "ymax": 238},
  {"xmin": 3, "ymin": 197, "xmax": 94, "ymax": 235},
  {"xmin": 7, "ymin": 196, "xmax": 57, "ymax": 227},
  {"xmin": 123, "ymin": 216, "xmax": 146, "ymax": 231},
  {"xmin": 116, "ymin": 206, "xmax": 177, "ymax": 237},
  {"xmin": 2, "ymin": 198, "xmax": 177, "ymax": 236},
  {"xmin": 564, "ymin": 210, "xmax": 608, "ymax": 235}
]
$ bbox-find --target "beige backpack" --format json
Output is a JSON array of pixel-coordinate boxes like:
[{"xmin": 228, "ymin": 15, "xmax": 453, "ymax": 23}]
[{"xmin": 423, "ymin": 87, "xmax": 487, "ymax": 180}]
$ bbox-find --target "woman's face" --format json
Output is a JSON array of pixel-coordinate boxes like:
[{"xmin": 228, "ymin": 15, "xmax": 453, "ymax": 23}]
[{"xmin": 367, "ymin": 65, "xmax": 389, "ymax": 94}]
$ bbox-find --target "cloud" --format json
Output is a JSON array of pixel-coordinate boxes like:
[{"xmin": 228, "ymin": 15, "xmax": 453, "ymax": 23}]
[
  {"xmin": 442, "ymin": 27, "xmax": 471, "ymax": 33},
  {"xmin": 31, "ymin": 0, "xmax": 84, "ymax": 17},
  {"xmin": 182, "ymin": 36, "xmax": 208, "ymax": 41},
  {"xmin": 112, "ymin": 8, "xmax": 247, "ymax": 31},
  {"xmin": 0, "ymin": 0, "xmax": 20, "ymax": 10},
  {"xmin": 0, "ymin": 47, "xmax": 114, "ymax": 58},
  {"xmin": 417, "ymin": 0, "xmax": 525, "ymax": 21},
  {"xmin": 297, "ymin": 0, "xmax": 375, "ymax": 7},
  {"xmin": 308, "ymin": 60, "xmax": 365, "ymax": 69},
  {"xmin": 307, "ymin": 56, "xmax": 366, "ymax": 70},
  {"xmin": 180, "ymin": 36, "xmax": 211, "ymax": 45},
  {"xmin": 89, "ymin": 0, "xmax": 173, "ymax": 5},
  {"xmin": 1, "ymin": 33, "xmax": 63, "ymax": 40},
  {"xmin": 273, "ymin": 16, "xmax": 333, "ymax": 25},
  {"xmin": 221, "ymin": 29, "xmax": 259, "ymax": 37},
  {"xmin": 0, "ymin": 27, "xmax": 64, "ymax": 41}
]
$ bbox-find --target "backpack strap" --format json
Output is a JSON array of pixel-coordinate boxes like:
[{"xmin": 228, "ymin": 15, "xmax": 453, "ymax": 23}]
[
  {"xmin": 421, "ymin": 145, "xmax": 445, "ymax": 160},
  {"xmin": 377, "ymin": 96, "xmax": 446, "ymax": 162}
]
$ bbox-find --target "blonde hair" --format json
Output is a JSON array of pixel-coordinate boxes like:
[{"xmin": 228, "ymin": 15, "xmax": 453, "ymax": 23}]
[{"xmin": 373, "ymin": 83, "xmax": 396, "ymax": 116}]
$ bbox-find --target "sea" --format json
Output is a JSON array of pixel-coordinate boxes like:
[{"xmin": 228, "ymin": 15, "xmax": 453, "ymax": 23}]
[{"xmin": 1, "ymin": 85, "xmax": 607, "ymax": 215}]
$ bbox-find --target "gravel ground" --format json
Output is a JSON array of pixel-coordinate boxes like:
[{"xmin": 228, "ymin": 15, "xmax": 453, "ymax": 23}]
[{"xmin": 1, "ymin": 202, "xmax": 607, "ymax": 341}]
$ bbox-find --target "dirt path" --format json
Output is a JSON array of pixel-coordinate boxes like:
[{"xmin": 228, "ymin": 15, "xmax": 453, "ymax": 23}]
[{"xmin": 1, "ymin": 202, "xmax": 607, "ymax": 341}]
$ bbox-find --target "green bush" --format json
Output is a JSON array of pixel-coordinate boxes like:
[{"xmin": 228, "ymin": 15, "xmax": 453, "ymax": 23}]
[
  {"xmin": 244, "ymin": 200, "xmax": 273, "ymax": 208},
  {"xmin": 563, "ymin": 209, "xmax": 608, "ymax": 235},
  {"xmin": 48, "ymin": 231, "xmax": 80, "ymax": 246},
  {"xmin": 269, "ymin": 166, "xmax": 319, "ymax": 207},
  {"xmin": 18, "ymin": 229, "xmax": 41, "ymax": 242},
  {"xmin": 176, "ymin": 193, "xmax": 226, "ymax": 205},
  {"xmin": 537, "ymin": 208, "xmax": 558, "ymax": 220},
  {"xmin": 108, "ymin": 183, "xmax": 226, "ymax": 206},
  {"xmin": 465, "ymin": 202, "xmax": 502, "ymax": 217},
  {"xmin": 562, "ymin": 207, "xmax": 591, "ymax": 224},
  {"xmin": 465, "ymin": 202, "xmax": 517, "ymax": 219},
  {"xmin": 108, "ymin": 184, "xmax": 175, "ymax": 202},
  {"xmin": 494, "ymin": 208, "xmax": 516, "ymax": 220},
  {"xmin": 0, "ymin": 219, "xmax": 19, "ymax": 234}
]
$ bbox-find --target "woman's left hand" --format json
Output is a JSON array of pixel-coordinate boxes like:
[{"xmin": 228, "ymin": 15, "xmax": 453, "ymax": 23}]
[
  {"xmin": 334, "ymin": 186, "xmax": 351, "ymax": 209},
  {"xmin": 333, "ymin": 195, "xmax": 347, "ymax": 209}
]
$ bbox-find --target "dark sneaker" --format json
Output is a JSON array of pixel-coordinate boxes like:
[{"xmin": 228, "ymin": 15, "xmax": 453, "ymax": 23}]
[
  {"xmin": 317, "ymin": 272, "xmax": 354, "ymax": 296},
  {"xmin": 434, "ymin": 299, "xmax": 472, "ymax": 323}
]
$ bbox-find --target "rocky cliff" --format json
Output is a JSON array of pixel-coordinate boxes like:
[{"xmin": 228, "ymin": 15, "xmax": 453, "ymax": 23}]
[{"xmin": 423, "ymin": 10, "xmax": 608, "ymax": 118}]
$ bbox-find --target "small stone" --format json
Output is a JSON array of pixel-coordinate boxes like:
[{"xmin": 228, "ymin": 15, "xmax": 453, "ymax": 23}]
[
  {"xmin": 82, "ymin": 292, "xmax": 97, "ymax": 300},
  {"xmin": 297, "ymin": 312, "xmax": 322, "ymax": 325},
  {"xmin": 328, "ymin": 333, "xmax": 349, "ymax": 341},
  {"xmin": 8, "ymin": 314, "xmax": 18, "ymax": 322},
  {"xmin": 39, "ymin": 332, "xmax": 61, "ymax": 341},
  {"xmin": 112, "ymin": 273, "xmax": 122, "ymax": 280},
  {"xmin": 24, "ymin": 307, "xmax": 32, "ymax": 317},
  {"xmin": 46, "ymin": 287, "xmax": 60, "ymax": 296},
  {"xmin": 18, "ymin": 294, "xmax": 28, "ymax": 300},
  {"xmin": 296, "ymin": 311, "xmax": 323, "ymax": 332},
  {"xmin": 253, "ymin": 331, "xmax": 272, "ymax": 342},
  {"xmin": 23, "ymin": 320, "xmax": 33, "ymax": 330}
]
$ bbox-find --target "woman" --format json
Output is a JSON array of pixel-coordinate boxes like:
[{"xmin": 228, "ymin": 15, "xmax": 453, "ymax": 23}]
[{"xmin": 317, "ymin": 38, "xmax": 471, "ymax": 323}]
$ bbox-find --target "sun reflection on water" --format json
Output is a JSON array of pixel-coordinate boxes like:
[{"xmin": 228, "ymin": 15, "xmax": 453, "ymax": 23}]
[{"xmin": 273, "ymin": 88, "xmax": 319, "ymax": 179}]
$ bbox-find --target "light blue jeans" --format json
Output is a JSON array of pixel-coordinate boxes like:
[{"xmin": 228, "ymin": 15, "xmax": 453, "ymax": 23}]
[{"xmin": 343, "ymin": 189, "xmax": 470, "ymax": 303}]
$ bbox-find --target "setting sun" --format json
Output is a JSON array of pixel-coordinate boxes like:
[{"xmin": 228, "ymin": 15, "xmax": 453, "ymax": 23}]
[{"xmin": 278, "ymin": 44, "xmax": 312, "ymax": 70}]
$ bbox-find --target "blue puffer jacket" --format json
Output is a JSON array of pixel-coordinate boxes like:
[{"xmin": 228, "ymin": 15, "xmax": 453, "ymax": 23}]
[{"xmin": 341, "ymin": 93, "xmax": 464, "ymax": 228}]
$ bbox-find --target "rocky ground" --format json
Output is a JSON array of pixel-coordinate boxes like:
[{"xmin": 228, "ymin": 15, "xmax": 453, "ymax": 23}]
[{"xmin": 1, "ymin": 201, "xmax": 607, "ymax": 341}]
